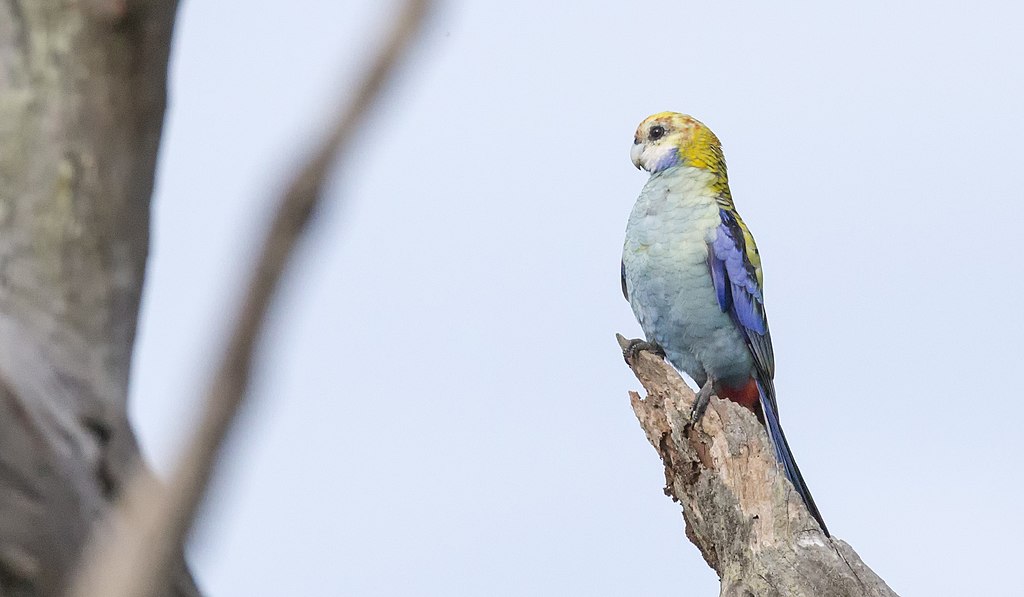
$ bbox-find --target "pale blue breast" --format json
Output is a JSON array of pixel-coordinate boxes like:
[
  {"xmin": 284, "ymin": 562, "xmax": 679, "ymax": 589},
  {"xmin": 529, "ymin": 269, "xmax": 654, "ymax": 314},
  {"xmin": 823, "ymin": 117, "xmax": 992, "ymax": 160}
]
[{"xmin": 622, "ymin": 167, "xmax": 755, "ymax": 386}]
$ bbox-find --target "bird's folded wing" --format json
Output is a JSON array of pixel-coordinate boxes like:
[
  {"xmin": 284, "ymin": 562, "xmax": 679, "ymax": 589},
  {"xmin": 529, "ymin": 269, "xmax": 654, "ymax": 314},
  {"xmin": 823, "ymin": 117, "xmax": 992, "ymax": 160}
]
[{"xmin": 708, "ymin": 208, "xmax": 776, "ymax": 398}]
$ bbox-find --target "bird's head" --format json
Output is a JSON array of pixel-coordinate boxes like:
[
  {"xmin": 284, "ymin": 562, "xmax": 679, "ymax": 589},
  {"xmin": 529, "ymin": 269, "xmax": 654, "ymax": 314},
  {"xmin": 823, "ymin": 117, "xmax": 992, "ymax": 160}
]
[{"xmin": 630, "ymin": 112, "xmax": 725, "ymax": 175}]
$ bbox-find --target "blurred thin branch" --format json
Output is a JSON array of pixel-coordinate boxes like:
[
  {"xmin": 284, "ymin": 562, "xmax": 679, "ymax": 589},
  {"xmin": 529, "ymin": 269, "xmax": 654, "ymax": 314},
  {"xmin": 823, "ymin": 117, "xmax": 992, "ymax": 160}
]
[{"xmin": 67, "ymin": 1, "xmax": 434, "ymax": 596}]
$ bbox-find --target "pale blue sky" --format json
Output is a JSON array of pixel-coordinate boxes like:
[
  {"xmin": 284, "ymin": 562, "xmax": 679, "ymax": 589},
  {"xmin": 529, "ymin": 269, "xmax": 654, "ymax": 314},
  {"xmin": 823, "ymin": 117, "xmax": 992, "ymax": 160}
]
[{"xmin": 131, "ymin": 2, "xmax": 1024, "ymax": 595}]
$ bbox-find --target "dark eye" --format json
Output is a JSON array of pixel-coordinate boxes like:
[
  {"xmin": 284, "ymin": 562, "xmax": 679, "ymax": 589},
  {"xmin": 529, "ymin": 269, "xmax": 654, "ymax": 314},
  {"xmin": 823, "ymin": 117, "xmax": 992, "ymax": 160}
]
[{"xmin": 649, "ymin": 125, "xmax": 665, "ymax": 140}]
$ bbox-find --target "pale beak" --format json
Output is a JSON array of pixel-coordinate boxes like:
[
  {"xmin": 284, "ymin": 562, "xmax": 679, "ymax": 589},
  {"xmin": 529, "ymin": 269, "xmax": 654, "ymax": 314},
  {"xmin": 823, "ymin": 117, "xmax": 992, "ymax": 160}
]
[{"xmin": 630, "ymin": 143, "xmax": 644, "ymax": 170}]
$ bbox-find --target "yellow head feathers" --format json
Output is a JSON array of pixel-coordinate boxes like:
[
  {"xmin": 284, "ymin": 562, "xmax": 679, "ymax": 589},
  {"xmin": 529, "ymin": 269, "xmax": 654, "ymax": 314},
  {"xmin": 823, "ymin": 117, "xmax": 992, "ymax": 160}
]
[{"xmin": 630, "ymin": 112, "xmax": 726, "ymax": 175}]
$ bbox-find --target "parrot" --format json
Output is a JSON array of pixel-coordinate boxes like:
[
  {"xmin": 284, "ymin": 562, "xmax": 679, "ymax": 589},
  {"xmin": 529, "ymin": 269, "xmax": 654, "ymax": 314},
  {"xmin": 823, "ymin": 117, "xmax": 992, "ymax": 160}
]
[{"xmin": 621, "ymin": 111, "xmax": 828, "ymax": 536}]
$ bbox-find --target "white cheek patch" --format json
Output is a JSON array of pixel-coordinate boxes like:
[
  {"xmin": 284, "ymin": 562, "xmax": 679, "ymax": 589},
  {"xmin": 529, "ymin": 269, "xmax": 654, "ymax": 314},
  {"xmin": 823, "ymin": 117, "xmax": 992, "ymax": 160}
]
[{"xmin": 644, "ymin": 144, "xmax": 680, "ymax": 172}]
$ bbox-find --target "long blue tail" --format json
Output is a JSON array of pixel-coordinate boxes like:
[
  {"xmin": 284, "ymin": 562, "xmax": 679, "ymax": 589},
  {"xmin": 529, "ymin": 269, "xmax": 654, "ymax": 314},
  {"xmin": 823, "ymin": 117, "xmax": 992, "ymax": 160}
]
[{"xmin": 757, "ymin": 380, "xmax": 829, "ymax": 536}]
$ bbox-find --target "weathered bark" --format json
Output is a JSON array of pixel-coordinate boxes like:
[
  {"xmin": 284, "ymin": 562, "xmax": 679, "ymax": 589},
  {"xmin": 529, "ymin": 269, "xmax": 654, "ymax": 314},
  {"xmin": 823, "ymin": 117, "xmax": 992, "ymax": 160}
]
[
  {"xmin": 618, "ymin": 335, "xmax": 897, "ymax": 597},
  {"xmin": 0, "ymin": 2, "xmax": 197, "ymax": 596}
]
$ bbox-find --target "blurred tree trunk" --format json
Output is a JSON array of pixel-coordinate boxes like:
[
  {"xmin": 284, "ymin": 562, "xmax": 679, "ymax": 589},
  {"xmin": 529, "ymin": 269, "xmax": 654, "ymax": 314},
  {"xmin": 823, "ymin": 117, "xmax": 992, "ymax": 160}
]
[
  {"xmin": 0, "ymin": 2, "xmax": 198, "ymax": 595},
  {"xmin": 619, "ymin": 336, "xmax": 899, "ymax": 597}
]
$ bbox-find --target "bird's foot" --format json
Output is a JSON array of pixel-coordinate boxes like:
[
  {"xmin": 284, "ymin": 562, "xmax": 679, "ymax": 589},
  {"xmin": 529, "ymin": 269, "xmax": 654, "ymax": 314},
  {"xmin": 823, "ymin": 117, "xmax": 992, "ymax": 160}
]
[
  {"xmin": 688, "ymin": 379, "xmax": 715, "ymax": 428},
  {"xmin": 622, "ymin": 338, "xmax": 665, "ymax": 364}
]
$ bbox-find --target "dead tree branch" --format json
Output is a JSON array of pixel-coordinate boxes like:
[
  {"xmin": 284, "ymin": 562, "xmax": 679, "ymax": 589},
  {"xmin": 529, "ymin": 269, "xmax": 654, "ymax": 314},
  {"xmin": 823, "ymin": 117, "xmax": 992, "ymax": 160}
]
[
  {"xmin": 67, "ymin": 2, "xmax": 434, "ymax": 597},
  {"xmin": 617, "ymin": 334, "xmax": 898, "ymax": 597}
]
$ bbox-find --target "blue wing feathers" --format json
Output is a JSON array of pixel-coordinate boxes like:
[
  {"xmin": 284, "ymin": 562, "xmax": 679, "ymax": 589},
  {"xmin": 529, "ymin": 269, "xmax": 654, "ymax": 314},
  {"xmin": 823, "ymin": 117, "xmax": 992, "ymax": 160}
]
[
  {"xmin": 710, "ymin": 211, "xmax": 767, "ymax": 334},
  {"xmin": 709, "ymin": 247, "xmax": 729, "ymax": 309},
  {"xmin": 709, "ymin": 209, "xmax": 774, "ymax": 382}
]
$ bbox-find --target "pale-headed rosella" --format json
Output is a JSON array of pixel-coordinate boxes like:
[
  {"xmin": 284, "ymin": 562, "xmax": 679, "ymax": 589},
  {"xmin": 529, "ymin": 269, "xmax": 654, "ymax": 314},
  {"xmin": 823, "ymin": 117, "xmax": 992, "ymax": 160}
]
[{"xmin": 621, "ymin": 112, "xmax": 828, "ymax": 536}]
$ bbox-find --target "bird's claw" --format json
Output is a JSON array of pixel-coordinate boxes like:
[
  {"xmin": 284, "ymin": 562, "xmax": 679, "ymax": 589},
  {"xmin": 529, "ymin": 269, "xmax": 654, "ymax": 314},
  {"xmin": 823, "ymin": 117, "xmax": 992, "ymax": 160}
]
[
  {"xmin": 622, "ymin": 338, "xmax": 665, "ymax": 364},
  {"xmin": 687, "ymin": 379, "xmax": 715, "ymax": 429}
]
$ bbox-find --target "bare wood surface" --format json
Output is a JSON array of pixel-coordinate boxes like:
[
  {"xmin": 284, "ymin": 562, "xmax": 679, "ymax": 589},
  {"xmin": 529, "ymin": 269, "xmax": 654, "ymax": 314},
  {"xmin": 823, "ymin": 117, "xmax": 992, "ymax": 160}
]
[
  {"xmin": 617, "ymin": 334, "xmax": 898, "ymax": 597},
  {"xmin": 0, "ymin": 2, "xmax": 197, "ymax": 596},
  {"xmin": 66, "ymin": 2, "xmax": 434, "ymax": 597}
]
